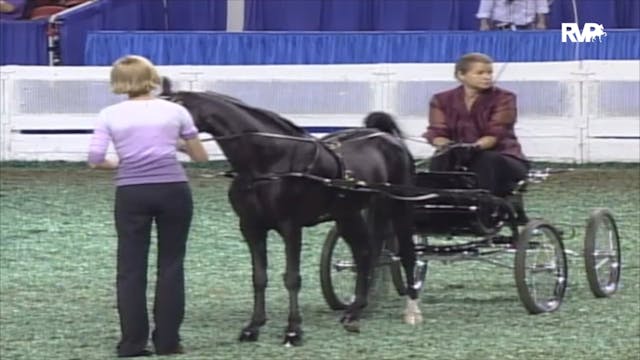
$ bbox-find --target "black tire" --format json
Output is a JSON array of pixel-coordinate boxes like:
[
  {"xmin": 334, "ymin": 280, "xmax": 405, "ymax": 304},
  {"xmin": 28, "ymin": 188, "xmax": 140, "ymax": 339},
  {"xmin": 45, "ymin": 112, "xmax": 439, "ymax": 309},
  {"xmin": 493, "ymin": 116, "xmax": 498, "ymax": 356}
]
[
  {"xmin": 515, "ymin": 220, "xmax": 568, "ymax": 314},
  {"xmin": 319, "ymin": 226, "xmax": 356, "ymax": 310},
  {"xmin": 584, "ymin": 208, "xmax": 621, "ymax": 298}
]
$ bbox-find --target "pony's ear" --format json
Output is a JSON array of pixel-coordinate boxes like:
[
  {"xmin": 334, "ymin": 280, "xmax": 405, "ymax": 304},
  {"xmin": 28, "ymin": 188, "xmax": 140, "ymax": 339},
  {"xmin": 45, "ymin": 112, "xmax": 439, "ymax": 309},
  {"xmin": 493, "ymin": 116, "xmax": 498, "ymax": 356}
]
[{"xmin": 160, "ymin": 76, "xmax": 172, "ymax": 97}]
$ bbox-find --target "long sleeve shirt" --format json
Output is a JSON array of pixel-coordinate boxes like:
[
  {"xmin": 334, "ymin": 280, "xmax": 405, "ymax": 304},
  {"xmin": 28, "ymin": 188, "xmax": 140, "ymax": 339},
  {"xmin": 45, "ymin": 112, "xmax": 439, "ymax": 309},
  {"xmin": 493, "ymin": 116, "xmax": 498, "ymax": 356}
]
[
  {"xmin": 88, "ymin": 98, "xmax": 199, "ymax": 186},
  {"xmin": 476, "ymin": 0, "xmax": 549, "ymax": 26},
  {"xmin": 424, "ymin": 85, "xmax": 527, "ymax": 161}
]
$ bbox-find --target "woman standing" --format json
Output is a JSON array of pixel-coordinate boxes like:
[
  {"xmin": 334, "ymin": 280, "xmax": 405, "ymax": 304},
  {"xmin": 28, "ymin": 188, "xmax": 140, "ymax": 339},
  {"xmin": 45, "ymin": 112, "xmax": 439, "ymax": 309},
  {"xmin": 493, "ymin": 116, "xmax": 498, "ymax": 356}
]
[{"xmin": 88, "ymin": 55, "xmax": 208, "ymax": 357}]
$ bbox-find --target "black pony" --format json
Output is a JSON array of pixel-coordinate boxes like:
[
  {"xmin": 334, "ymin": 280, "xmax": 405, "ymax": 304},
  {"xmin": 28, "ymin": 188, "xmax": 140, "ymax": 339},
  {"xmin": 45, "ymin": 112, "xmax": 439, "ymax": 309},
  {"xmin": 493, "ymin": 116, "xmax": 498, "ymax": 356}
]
[{"xmin": 161, "ymin": 80, "xmax": 422, "ymax": 345}]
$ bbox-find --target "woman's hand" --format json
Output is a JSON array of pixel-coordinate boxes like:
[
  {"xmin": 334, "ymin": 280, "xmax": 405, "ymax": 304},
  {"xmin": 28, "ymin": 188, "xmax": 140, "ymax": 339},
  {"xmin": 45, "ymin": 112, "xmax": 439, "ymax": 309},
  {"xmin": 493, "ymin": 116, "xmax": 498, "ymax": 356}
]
[
  {"xmin": 432, "ymin": 137, "xmax": 452, "ymax": 151},
  {"xmin": 479, "ymin": 19, "xmax": 491, "ymax": 31},
  {"xmin": 89, "ymin": 158, "xmax": 119, "ymax": 170},
  {"xmin": 474, "ymin": 136, "xmax": 497, "ymax": 150}
]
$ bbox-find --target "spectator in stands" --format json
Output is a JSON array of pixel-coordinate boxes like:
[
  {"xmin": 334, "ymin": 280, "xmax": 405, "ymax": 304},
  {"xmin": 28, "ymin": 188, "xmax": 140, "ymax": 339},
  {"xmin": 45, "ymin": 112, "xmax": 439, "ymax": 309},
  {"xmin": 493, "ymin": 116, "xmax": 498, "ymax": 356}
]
[
  {"xmin": 477, "ymin": 0, "xmax": 549, "ymax": 31},
  {"xmin": 0, "ymin": 0, "xmax": 26, "ymax": 20},
  {"xmin": 423, "ymin": 52, "xmax": 529, "ymax": 223},
  {"xmin": 87, "ymin": 55, "xmax": 208, "ymax": 357}
]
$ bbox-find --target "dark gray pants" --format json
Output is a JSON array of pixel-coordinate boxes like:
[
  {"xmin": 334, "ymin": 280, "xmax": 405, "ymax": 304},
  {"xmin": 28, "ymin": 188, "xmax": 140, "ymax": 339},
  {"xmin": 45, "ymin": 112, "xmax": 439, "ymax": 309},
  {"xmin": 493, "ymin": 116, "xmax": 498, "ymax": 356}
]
[
  {"xmin": 114, "ymin": 182, "xmax": 193, "ymax": 356},
  {"xmin": 430, "ymin": 150, "xmax": 529, "ymax": 196}
]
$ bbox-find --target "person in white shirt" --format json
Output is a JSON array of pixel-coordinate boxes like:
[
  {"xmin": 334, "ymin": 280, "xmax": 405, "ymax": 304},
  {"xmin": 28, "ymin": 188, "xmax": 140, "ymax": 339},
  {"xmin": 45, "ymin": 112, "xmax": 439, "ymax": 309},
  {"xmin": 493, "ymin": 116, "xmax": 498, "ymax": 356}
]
[{"xmin": 477, "ymin": 0, "xmax": 549, "ymax": 31}]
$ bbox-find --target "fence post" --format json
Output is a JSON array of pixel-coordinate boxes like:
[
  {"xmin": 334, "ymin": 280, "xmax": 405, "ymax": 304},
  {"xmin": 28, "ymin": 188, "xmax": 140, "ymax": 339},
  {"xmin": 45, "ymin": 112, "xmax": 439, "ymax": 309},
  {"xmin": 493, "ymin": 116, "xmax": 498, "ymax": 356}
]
[
  {"xmin": 0, "ymin": 69, "xmax": 13, "ymax": 161},
  {"xmin": 371, "ymin": 64, "xmax": 390, "ymax": 112}
]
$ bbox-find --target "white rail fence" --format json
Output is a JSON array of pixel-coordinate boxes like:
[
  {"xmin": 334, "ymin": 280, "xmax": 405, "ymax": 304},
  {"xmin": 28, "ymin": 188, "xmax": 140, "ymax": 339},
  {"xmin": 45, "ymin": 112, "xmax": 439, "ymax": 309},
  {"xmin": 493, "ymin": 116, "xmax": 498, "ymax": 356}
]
[{"xmin": 0, "ymin": 61, "xmax": 638, "ymax": 163}]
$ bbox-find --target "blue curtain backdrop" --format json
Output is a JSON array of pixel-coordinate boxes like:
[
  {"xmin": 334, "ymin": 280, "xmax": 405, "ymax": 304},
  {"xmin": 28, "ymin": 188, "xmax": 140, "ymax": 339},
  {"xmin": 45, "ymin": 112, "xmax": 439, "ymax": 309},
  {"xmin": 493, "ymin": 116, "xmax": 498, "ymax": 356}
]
[
  {"xmin": 58, "ymin": 0, "xmax": 166, "ymax": 65},
  {"xmin": 0, "ymin": 20, "xmax": 49, "ymax": 65},
  {"xmin": 245, "ymin": 0, "xmax": 640, "ymax": 31},
  {"xmin": 84, "ymin": 30, "xmax": 640, "ymax": 66},
  {"xmin": 166, "ymin": 0, "xmax": 227, "ymax": 30},
  {"xmin": 58, "ymin": 0, "xmax": 227, "ymax": 65},
  {"xmin": 2, "ymin": 0, "xmax": 638, "ymax": 66}
]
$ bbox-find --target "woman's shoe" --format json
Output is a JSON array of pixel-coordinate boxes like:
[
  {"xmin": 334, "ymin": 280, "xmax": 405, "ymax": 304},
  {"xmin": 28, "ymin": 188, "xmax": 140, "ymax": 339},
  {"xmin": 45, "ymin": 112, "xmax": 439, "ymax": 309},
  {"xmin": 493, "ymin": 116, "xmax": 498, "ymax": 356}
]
[
  {"xmin": 117, "ymin": 349, "xmax": 153, "ymax": 358},
  {"xmin": 156, "ymin": 344, "xmax": 184, "ymax": 356}
]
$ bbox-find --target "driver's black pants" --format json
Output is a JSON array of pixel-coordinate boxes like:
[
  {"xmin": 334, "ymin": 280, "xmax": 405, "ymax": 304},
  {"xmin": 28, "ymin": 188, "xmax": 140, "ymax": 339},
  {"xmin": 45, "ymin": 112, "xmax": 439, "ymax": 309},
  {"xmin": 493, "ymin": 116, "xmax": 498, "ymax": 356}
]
[{"xmin": 429, "ymin": 150, "xmax": 529, "ymax": 197}]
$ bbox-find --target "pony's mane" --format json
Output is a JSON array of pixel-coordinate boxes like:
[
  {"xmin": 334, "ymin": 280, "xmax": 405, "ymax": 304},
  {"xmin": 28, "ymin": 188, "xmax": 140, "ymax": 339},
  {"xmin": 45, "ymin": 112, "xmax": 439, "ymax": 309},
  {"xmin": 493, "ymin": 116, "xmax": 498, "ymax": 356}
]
[{"xmin": 198, "ymin": 91, "xmax": 310, "ymax": 137}]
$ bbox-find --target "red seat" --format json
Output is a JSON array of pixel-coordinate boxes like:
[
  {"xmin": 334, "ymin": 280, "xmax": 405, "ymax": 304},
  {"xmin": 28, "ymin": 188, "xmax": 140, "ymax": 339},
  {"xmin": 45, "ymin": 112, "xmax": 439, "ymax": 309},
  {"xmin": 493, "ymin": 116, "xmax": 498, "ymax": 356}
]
[{"xmin": 29, "ymin": 5, "xmax": 66, "ymax": 19}]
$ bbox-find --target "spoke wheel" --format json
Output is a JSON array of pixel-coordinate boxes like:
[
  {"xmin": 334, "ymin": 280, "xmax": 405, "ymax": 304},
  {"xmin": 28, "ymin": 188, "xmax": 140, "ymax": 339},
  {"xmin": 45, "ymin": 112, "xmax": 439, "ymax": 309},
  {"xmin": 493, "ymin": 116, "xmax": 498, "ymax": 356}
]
[
  {"xmin": 515, "ymin": 220, "xmax": 568, "ymax": 314},
  {"xmin": 319, "ymin": 226, "xmax": 357, "ymax": 310},
  {"xmin": 584, "ymin": 208, "xmax": 621, "ymax": 298}
]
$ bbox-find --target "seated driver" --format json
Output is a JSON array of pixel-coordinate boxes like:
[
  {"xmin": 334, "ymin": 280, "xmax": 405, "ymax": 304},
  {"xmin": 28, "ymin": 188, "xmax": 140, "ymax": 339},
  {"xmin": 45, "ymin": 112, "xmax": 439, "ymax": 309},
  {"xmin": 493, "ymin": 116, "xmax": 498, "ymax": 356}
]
[{"xmin": 423, "ymin": 52, "xmax": 530, "ymax": 223}]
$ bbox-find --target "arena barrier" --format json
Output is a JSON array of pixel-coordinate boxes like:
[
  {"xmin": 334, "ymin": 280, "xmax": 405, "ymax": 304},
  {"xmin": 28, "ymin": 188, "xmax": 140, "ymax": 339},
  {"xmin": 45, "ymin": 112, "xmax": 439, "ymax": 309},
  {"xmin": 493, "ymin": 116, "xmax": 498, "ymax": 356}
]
[{"xmin": 0, "ymin": 60, "xmax": 638, "ymax": 163}]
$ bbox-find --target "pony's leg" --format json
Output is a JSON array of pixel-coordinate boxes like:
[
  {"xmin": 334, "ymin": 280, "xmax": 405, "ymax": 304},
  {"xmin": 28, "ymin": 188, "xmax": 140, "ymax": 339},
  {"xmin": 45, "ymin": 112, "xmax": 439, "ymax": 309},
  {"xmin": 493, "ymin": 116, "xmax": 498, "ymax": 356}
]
[
  {"xmin": 391, "ymin": 205, "xmax": 423, "ymax": 325},
  {"xmin": 392, "ymin": 207, "xmax": 422, "ymax": 325},
  {"xmin": 335, "ymin": 214, "xmax": 372, "ymax": 332},
  {"xmin": 366, "ymin": 205, "xmax": 390, "ymax": 272},
  {"xmin": 238, "ymin": 221, "xmax": 269, "ymax": 342},
  {"xmin": 277, "ymin": 223, "xmax": 304, "ymax": 346}
]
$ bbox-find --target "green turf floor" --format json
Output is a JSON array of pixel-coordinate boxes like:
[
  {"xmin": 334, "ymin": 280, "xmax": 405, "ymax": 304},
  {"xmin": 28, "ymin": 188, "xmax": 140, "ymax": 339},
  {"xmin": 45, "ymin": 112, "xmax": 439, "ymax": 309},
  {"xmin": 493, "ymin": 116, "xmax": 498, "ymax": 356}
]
[{"xmin": 1, "ymin": 163, "xmax": 638, "ymax": 360}]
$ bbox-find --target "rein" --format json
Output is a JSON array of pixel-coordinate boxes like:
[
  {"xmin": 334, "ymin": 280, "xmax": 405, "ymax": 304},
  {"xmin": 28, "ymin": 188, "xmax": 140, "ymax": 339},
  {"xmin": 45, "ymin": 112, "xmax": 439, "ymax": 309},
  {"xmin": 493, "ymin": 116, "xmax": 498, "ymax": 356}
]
[
  {"xmin": 201, "ymin": 129, "xmax": 389, "ymax": 144},
  {"xmin": 199, "ymin": 130, "xmax": 436, "ymax": 201},
  {"xmin": 199, "ymin": 129, "xmax": 393, "ymax": 172}
]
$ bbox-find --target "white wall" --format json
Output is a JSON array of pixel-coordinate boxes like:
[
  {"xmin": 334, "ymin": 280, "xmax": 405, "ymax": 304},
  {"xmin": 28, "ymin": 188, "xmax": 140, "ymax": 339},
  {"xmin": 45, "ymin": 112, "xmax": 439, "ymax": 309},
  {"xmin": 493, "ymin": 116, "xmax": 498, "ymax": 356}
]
[{"xmin": 0, "ymin": 61, "xmax": 638, "ymax": 163}]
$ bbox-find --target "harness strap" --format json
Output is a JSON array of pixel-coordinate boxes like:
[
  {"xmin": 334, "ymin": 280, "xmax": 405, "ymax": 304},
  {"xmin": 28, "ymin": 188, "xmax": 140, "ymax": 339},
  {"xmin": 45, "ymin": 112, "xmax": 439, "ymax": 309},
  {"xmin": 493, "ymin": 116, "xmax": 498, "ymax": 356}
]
[
  {"xmin": 208, "ymin": 130, "xmax": 425, "ymax": 199},
  {"xmin": 213, "ymin": 132, "xmax": 315, "ymax": 142},
  {"xmin": 210, "ymin": 129, "xmax": 392, "ymax": 183},
  {"xmin": 228, "ymin": 171, "xmax": 440, "ymax": 202}
]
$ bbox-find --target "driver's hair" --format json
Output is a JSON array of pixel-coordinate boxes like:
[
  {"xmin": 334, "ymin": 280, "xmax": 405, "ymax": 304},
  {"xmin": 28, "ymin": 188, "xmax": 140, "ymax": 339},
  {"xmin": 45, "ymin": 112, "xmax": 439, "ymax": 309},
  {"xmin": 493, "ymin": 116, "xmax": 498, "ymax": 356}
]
[
  {"xmin": 454, "ymin": 53, "xmax": 493, "ymax": 79},
  {"xmin": 110, "ymin": 55, "xmax": 161, "ymax": 98}
]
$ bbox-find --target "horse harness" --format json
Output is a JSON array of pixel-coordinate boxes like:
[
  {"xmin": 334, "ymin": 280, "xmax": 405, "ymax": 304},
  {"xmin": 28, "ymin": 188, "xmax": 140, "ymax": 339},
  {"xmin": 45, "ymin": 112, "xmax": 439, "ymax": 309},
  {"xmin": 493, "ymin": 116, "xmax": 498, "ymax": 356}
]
[{"xmin": 205, "ymin": 130, "xmax": 438, "ymax": 202}]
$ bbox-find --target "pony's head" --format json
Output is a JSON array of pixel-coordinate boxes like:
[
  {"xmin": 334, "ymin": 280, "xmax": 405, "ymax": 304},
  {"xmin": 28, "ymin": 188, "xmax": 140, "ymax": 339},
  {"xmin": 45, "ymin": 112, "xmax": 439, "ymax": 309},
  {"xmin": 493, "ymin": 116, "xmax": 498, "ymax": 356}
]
[
  {"xmin": 159, "ymin": 77, "xmax": 217, "ymax": 135},
  {"xmin": 160, "ymin": 76, "xmax": 308, "ymax": 139}
]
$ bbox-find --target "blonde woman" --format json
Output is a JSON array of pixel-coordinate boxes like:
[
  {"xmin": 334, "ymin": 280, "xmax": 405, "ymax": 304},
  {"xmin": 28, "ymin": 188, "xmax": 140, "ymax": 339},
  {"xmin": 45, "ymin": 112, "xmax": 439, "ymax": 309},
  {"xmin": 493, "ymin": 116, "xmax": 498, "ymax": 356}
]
[{"xmin": 88, "ymin": 55, "xmax": 208, "ymax": 357}]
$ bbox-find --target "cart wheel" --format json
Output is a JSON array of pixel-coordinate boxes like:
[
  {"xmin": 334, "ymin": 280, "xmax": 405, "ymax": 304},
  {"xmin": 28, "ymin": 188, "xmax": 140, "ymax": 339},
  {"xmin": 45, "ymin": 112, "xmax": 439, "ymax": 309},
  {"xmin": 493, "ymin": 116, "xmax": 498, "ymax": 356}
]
[
  {"xmin": 584, "ymin": 208, "xmax": 621, "ymax": 298},
  {"xmin": 320, "ymin": 226, "xmax": 356, "ymax": 310},
  {"xmin": 515, "ymin": 220, "xmax": 568, "ymax": 314}
]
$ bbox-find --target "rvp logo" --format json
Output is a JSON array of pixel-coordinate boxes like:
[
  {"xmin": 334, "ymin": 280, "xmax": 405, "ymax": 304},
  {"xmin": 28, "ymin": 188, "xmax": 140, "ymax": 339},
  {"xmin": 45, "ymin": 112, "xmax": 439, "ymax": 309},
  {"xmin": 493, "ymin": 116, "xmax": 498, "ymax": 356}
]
[{"xmin": 561, "ymin": 23, "xmax": 607, "ymax": 43}]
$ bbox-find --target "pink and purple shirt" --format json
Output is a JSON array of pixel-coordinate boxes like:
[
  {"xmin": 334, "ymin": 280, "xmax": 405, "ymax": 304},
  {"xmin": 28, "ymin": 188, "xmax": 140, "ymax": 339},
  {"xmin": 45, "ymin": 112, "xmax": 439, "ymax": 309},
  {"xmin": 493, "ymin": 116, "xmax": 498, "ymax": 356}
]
[
  {"xmin": 425, "ymin": 86, "xmax": 526, "ymax": 161},
  {"xmin": 88, "ymin": 98, "xmax": 199, "ymax": 187}
]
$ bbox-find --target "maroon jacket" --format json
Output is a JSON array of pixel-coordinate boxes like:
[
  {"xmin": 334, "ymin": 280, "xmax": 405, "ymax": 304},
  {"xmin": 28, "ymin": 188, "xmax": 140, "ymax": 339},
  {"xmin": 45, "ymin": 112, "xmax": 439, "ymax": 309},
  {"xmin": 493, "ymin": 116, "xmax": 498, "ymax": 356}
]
[{"xmin": 423, "ymin": 85, "xmax": 527, "ymax": 161}]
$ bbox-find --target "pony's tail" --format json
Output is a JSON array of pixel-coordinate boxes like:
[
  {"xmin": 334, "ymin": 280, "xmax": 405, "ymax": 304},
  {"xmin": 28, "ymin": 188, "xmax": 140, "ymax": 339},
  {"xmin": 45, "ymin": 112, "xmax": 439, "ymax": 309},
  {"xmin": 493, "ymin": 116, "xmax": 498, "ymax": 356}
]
[
  {"xmin": 160, "ymin": 76, "xmax": 173, "ymax": 97},
  {"xmin": 364, "ymin": 111, "xmax": 403, "ymax": 138},
  {"xmin": 364, "ymin": 111, "xmax": 415, "ymax": 178}
]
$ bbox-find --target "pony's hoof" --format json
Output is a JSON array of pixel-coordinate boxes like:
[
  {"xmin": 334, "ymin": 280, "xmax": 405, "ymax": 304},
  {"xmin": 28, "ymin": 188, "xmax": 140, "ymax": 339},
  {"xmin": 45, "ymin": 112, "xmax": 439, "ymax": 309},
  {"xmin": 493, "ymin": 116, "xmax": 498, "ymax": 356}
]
[
  {"xmin": 403, "ymin": 311, "xmax": 423, "ymax": 325},
  {"xmin": 340, "ymin": 315, "xmax": 360, "ymax": 333},
  {"xmin": 238, "ymin": 329, "xmax": 259, "ymax": 342},
  {"xmin": 283, "ymin": 331, "xmax": 303, "ymax": 347},
  {"xmin": 342, "ymin": 320, "xmax": 360, "ymax": 333}
]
